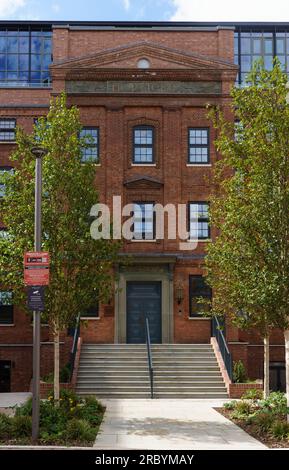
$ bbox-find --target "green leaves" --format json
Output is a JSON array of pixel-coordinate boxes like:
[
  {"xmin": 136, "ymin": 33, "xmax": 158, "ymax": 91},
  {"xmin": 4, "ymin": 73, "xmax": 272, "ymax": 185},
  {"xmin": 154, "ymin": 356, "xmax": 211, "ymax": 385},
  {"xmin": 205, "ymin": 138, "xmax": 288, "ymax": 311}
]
[
  {"xmin": 0, "ymin": 92, "xmax": 120, "ymax": 333},
  {"xmin": 206, "ymin": 62, "xmax": 289, "ymax": 333}
]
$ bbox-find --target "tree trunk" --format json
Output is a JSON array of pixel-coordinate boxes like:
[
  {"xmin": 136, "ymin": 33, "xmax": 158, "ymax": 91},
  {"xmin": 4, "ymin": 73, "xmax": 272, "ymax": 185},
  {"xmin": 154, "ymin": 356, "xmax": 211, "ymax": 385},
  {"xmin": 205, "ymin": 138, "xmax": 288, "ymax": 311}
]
[
  {"xmin": 285, "ymin": 330, "xmax": 289, "ymax": 423},
  {"xmin": 54, "ymin": 330, "xmax": 60, "ymax": 404},
  {"xmin": 263, "ymin": 335, "xmax": 270, "ymax": 399}
]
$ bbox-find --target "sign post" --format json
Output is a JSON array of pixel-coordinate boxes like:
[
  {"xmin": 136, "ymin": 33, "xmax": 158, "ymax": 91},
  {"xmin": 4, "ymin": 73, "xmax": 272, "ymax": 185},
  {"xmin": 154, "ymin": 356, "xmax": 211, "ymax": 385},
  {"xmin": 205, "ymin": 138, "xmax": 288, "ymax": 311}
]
[
  {"xmin": 26, "ymin": 146, "xmax": 48, "ymax": 442},
  {"xmin": 27, "ymin": 286, "xmax": 45, "ymax": 312}
]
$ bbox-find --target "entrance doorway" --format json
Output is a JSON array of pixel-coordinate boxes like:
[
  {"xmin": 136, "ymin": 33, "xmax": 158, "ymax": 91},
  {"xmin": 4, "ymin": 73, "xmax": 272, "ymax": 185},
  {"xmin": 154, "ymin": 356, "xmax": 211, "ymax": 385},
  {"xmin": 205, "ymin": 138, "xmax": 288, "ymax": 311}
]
[{"xmin": 126, "ymin": 281, "xmax": 162, "ymax": 343}]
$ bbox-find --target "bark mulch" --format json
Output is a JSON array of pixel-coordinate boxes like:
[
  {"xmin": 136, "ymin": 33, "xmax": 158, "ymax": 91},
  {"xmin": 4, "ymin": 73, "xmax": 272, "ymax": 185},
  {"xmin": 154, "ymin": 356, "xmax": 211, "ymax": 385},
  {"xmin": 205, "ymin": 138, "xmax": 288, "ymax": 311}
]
[{"xmin": 215, "ymin": 407, "xmax": 289, "ymax": 449}]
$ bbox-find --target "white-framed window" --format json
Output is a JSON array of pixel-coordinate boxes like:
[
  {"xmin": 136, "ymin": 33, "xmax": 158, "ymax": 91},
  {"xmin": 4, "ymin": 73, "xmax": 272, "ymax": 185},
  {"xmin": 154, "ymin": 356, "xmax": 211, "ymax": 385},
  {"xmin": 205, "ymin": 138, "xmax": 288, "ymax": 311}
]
[
  {"xmin": 133, "ymin": 202, "xmax": 155, "ymax": 240},
  {"xmin": 189, "ymin": 202, "xmax": 210, "ymax": 240},
  {"xmin": 80, "ymin": 127, "xmax": 99, "ymax": 163},
  {"xmin": 188, "ymin": 128, "xmax": 209, "ymax": 164},
  {"xmin": 0, "ymin": 119, "xmax": 16, "ymax": 142},
  {"xmin": 133, "ymin": 126, "xmax": 154, "ymax": 164}
]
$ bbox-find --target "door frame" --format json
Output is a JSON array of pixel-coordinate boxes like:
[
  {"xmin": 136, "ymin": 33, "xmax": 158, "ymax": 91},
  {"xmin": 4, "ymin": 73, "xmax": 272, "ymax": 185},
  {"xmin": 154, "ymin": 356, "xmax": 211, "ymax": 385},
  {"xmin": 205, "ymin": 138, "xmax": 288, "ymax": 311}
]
[{"xmin": 115, "ymin": 263, "xmax": 174, "ymax": 344}]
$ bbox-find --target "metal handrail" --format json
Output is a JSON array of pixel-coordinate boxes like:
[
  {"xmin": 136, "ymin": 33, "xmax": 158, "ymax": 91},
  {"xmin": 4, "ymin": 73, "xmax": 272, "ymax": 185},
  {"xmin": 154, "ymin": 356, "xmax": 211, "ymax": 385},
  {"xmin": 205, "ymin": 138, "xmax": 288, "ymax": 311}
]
[
  {"xmin": 145, "ymin": 317, "xmax": 154, "ymax": 399},
  {"xmin": 212, "ymin": 316, "xmax": 233, "ymax": 381},
  {"xmin": 69, "ymin": 313, "xmax": 81, "ymax": 381}
]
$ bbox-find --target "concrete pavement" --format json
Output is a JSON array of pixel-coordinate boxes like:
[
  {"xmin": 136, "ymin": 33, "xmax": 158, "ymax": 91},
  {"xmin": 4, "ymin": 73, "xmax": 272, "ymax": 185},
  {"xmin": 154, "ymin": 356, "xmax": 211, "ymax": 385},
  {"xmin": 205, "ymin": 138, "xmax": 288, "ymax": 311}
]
[
  {"xmin": 0, "ymin": 392, "xmax": 31, "ymax": 409},
  {"xmin": 94, "ymin": 399, "xmax": 267, "ymax": 450}
]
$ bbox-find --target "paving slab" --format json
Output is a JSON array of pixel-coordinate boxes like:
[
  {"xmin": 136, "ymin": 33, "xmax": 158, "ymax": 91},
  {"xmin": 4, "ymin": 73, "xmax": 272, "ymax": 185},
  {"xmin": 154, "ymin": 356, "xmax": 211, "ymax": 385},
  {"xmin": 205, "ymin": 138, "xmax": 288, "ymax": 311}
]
[{"xmin": 94, "ymin": 399, "xmax": 267, "ymax": 450}]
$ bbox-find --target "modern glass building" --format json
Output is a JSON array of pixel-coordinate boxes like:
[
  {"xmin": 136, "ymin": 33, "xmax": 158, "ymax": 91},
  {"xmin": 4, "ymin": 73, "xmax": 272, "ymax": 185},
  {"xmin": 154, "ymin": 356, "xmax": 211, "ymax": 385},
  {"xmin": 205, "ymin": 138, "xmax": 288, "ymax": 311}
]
[
  {"xmin": 0, "ymin": 21, "xmax": 289, "ymax": 87},
  {"xmin": 0, "ymin": 23, "xmax": 52, "ymax": 87},
  {"xmin": 234, "ymin": 23, "xmax": 289, "ymax": 84}
]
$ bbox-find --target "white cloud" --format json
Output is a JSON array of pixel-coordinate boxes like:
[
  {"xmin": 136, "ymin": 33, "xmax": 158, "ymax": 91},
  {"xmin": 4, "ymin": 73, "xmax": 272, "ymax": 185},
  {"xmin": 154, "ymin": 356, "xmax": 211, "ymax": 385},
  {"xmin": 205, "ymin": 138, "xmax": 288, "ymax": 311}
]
[
  {"xmin": 0, "ymin": 0, "xmax": 27, "ymax": 18},
  {"xmin": 170, "ymin": 0, "xmax": 289, "ymax": 21},
  {"xmin": 123, "ymin": 0, "xmax": 130, "ymax": 11}
]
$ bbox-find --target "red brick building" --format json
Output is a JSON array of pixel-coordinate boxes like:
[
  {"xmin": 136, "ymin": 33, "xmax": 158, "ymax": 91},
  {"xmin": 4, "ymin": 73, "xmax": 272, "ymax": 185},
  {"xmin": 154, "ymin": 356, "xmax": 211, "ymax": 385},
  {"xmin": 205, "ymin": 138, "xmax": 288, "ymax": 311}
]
[{"xmin": 0, "ymin": 21, "xmax": 286, "ymax": 394}]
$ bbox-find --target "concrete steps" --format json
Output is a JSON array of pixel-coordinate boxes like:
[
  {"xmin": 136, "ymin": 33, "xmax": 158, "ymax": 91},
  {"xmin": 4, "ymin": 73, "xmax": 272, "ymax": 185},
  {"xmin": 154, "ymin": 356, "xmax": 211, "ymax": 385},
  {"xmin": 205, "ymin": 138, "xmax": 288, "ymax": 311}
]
[{"xmin": 76, "ymin": 344, "xmax": 228, "ymax": 399}]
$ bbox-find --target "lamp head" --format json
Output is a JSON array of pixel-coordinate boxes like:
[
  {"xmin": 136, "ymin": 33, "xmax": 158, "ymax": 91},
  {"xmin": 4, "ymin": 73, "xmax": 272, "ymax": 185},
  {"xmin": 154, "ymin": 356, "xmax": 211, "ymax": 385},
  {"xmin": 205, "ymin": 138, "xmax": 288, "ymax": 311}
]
[{"xmin": 31, "ymin": 146, "xmax": 48, "ymax": 159}]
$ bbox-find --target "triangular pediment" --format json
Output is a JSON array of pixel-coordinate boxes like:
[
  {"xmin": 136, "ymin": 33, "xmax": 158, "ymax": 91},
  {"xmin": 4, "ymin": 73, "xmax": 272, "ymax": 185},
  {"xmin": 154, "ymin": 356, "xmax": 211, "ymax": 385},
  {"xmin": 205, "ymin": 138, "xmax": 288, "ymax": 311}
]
[
  {"xmin": 52, "ymin": 41, "xmax": 237, "ymax": 73},
  {"xmin": 124, "ymin": 175, "xmax": 163, "ymax": 190}
]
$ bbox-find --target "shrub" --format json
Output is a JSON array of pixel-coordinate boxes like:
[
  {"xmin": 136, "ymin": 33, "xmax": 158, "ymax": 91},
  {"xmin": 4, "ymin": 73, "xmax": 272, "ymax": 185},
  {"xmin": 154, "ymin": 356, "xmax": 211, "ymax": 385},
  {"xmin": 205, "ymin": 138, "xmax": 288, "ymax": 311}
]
[
  {"xmin": 42, "ymin": 372, "xmax": 54, "ymax": 383},
  {"xmin": 11, "ymin": 415, "xmax": 32, "ymax": 438},
  {"xmin": 72, "ymin": 396, "xmax": 105, "ymax": 426},
  {"xmin": 259, "ymin": 391, "xmax": 287, "ymax": 415},
  {"xmin": 224, "ymin": 400, "xmax": 238, "ymax": 410},
  {"xmin": 252, "ymin": 411, "xmax": 275, "ymax": 433},
  {"xmin": 39, "ymin": 430, "xmax": 63, "ymax": 445},
  {"xmin": 60, "ymin": 364, "xmax": 71, "ymax": 383},
  {"xmin": 1, "ymin": 391, "xmax": 104, "ymax": 445},
  {"xmin": 59, "ymin": 388, "xmax": 79, "ymax": 406},
  {"xmin": 39, "ymin": 401, "xmax": 67, "ymax": 434},
  {"xmin": 15, "ymin": 397, "xmax": 32, "ymax": 417},
  {"xmin": 241, "ymin": 389, "xmax": 263, "ymax": 401},
  {"xmin": 65, "ymin": 418, "xmax": 97, "ymax": 442},
  {"xmin": 270, "ymin": 420, "xmax": 289, "ymax": 439},
  {"xmin": 233, "ymin": 360, "xmax": 247, "ymax": 383},
  {"xmin": 234, "ymin": 400, "xmax": 252, "ymax": 415},
  {"xmin": 0, "ymin": 413, "xmax": 12, "ymax": 439},
  {"xmin": 42, "ymin": 364, "xmax": 71, "ymax": 384}
]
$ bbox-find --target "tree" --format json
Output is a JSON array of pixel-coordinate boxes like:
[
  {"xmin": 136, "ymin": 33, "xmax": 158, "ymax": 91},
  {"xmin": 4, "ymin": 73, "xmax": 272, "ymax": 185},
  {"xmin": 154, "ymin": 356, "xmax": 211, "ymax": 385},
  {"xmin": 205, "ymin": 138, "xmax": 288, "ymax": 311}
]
[
  {"xmin": 0, "ymin": 93, "xmax": 120, "ymax": 401},
  {"xmin": 206, "ymin": 62, "xmax": 289, "ymax": 406}
]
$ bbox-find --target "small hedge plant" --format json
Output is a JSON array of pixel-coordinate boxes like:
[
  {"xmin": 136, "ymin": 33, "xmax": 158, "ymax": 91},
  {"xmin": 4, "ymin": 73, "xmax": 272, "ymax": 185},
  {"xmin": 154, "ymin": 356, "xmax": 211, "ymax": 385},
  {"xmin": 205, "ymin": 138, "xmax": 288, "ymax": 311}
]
[
  {"xmin": 223, "ymin": 390, "xmax": 289, "ymax": 442},
  {"xmin": 232, "ymin": 360, "xmax": 247, "ymax": 383},
  {"xmin": 0, "ymin": 389, "xmax": 105, "ymax": 446}
]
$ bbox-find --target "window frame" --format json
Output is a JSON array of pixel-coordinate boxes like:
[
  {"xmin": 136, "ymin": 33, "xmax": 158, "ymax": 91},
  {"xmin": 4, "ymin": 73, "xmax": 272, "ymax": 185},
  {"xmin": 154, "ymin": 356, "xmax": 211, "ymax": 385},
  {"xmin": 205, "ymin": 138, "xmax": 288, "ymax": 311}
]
[
  {"xmin": 79, "ymin": 126, "xmax": 99, "ymax": 163},
  {"xmin": 132, "ymin": 125, "xmax": 155, "ymax": 164},
  {"xmin": 188, "ymin": 127, "xmax": 210, "ymax": 164},
  {"xmin": 0, "ymin": 291, "xmax": 14, "ymax": 325},
  {"xmin": 132, "ymin": 201, "xmax": 156, "ymax": 240},
  {"xmin": 0, "ymin": 28, "xmax": 52, "ymax": 87},
  {"xmin": 189, "ymin": 275, "xmax": 212, "ymax": 318},
  {"xmin": 81, "ymin": 303, "xmax": 99, "ymax": 319},
  {"xmin": 188, "ymin": 201, "xmax": 210, "ymax": 241},
  {"xmin": 0, "ymin": 118, "xmax": 16, "ymax": 142}
]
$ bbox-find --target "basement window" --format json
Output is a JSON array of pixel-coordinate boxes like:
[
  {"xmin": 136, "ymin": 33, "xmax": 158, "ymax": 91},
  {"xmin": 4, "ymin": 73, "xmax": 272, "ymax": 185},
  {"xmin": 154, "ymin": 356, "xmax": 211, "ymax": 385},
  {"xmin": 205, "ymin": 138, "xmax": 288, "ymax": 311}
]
[
  {"xmin": 81, "ymin": 304, "xmax": 99, "ymax": 318},
  {"xmin": 0, "ymin": 291, "xmax": 13, "ymax": 324}
]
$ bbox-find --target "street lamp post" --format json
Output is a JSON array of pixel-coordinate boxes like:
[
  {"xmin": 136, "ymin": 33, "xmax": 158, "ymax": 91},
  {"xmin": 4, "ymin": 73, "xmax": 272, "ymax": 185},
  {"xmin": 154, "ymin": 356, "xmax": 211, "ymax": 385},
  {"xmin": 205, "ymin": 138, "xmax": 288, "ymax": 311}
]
[{"xmin": 31, "ymin": 146, "xmax": 47, "ymax": 442}]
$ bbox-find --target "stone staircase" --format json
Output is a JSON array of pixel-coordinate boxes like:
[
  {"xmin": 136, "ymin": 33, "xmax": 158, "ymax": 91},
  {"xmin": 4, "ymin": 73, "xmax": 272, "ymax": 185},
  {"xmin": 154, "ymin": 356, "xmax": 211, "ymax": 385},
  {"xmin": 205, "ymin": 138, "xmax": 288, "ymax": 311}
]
[{"xmin": 76, "ymin": 343, "xmax": 228, "ymax": 398}]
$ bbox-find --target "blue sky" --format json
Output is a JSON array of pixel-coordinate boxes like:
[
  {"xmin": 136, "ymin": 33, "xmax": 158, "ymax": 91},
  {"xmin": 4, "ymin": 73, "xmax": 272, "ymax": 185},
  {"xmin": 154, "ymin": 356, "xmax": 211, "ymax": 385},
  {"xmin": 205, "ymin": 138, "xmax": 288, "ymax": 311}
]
[{"xmin": 1, "ymin": 0, "xmax": 289, "ymax": 22}]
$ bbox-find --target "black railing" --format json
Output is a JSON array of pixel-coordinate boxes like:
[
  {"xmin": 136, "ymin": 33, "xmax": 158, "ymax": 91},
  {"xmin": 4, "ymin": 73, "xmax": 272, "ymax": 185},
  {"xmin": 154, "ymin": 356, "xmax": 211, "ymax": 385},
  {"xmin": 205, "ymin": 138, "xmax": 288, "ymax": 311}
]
[
  {"xmin": 145, "ymin": 317, "xmax": 154, "ymax": 399},
  {"xmin": 69, "ymin": 313, "xmax": 81, "ymax": 382},
  {"xmin": 212, "ymin": 316, "xmax": 233, "ymax": 381}
]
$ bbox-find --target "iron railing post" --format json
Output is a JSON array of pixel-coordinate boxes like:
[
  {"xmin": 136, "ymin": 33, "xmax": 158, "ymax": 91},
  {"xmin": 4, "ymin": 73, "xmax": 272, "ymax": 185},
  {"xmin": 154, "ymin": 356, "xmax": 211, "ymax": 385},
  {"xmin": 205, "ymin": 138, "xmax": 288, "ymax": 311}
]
[
  {"xmin": 212, "ymin": 316, "xmax": 233, "ymax": 381},
  {"xmin": 145, "ymin": 317, "xmax": 154, "ymax": 399}
]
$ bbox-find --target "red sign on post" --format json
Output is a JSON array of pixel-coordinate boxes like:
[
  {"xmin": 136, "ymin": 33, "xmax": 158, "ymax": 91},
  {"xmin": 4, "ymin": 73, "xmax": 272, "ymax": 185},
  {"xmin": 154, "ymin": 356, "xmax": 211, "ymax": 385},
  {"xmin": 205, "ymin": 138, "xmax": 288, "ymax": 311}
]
[{"xmin": 24, "ymin": 251, "xmax": 50, "ymax": 286}]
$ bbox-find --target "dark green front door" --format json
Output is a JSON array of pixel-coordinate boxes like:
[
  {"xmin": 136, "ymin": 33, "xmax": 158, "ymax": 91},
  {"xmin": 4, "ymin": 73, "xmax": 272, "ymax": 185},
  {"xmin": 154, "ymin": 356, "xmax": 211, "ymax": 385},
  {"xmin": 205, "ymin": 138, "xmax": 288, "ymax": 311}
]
[{"xmin": 126, "ymin": 281, "xmax": 162, "ymax": 343}]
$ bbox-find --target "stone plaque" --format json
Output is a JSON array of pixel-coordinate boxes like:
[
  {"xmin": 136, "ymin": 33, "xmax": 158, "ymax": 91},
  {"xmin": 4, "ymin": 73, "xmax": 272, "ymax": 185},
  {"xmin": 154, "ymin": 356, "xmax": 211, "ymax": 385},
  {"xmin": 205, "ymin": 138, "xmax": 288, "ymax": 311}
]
[{"xmin": 66, "ymin": 80, "xmax": 221, "ymax": 95}]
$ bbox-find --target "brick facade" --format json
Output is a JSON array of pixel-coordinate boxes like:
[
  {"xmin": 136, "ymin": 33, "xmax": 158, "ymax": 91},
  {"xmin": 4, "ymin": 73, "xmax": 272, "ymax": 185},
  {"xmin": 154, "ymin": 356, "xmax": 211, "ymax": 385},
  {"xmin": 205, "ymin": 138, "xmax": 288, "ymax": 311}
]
[{"xmin": 0, "ymin": 22, "xmax": 285, "ymax": 392}]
